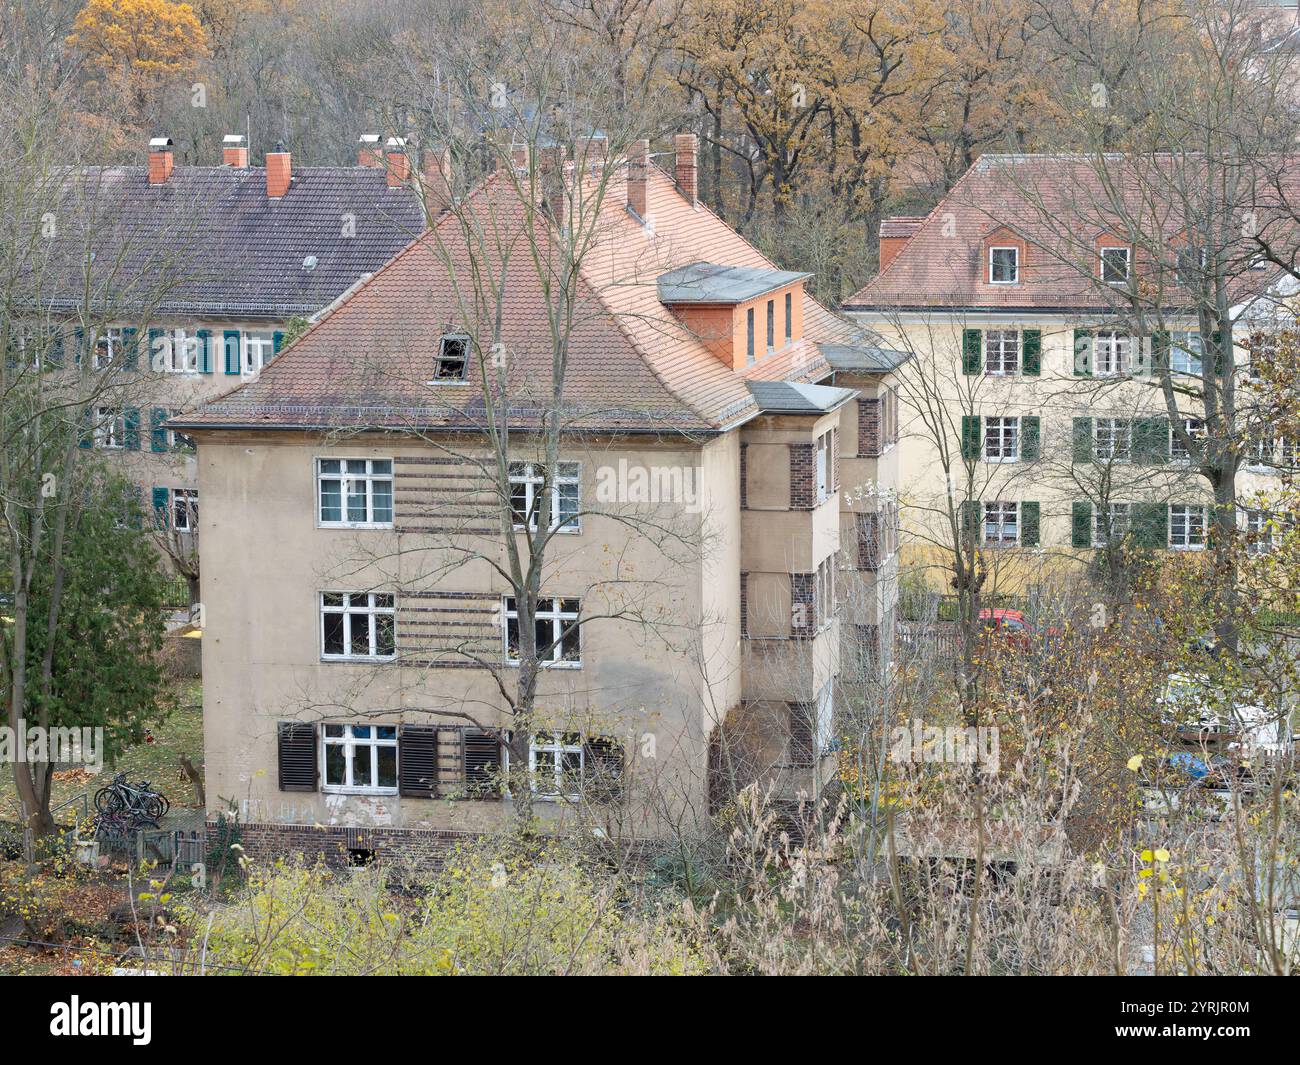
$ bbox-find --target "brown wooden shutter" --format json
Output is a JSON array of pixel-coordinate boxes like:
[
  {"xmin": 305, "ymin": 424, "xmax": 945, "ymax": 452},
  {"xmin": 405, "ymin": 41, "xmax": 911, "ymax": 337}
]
[
  {"xmin": 463, "ymin": 728, "xmax": 503, "ymax": 799},
  {"xmin": 582, "ymin": 736, "xmax": 625, "ymax": 802},
  {"xmin": 277, "ymin": 722, "xmax": 318, "ymax": 792},
  {"xmin": 788, "ymin": 704, "xmax": 814, "ymax": 766},
  {"xmin": 398, "ymin": 724, "xmax": 439, "ymax": 798}
]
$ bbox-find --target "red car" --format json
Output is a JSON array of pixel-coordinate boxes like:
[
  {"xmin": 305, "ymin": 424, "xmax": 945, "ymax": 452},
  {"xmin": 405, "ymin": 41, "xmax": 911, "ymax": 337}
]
[{"xmin": 978, "ymin": 608, "xmax": 1057, "ymax": 650}]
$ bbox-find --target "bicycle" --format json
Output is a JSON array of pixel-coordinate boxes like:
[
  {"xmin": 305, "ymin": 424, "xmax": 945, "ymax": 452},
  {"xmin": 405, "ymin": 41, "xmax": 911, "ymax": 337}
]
[{"xmin": 94, "ymin": 772, "xmax": 170, "ymax": 822}]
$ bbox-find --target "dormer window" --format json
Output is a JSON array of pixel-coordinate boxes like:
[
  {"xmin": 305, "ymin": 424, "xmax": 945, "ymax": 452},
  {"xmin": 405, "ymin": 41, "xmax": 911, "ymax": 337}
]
[
  {"xmin": 435, "ymin": 333, "xmax": 469, "ymax": 380},
  {"xmin": 1100, "ymin": 246, "xmax": 1131, "ymax": 284},
  {"xmin": 989, "ymin": 247, "xmax": 1019, "ymax": 285}
]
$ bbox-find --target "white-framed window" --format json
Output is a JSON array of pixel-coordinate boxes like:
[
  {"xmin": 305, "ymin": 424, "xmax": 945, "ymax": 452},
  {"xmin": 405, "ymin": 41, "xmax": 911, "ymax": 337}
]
[
  {"xmin": 1093, "ymin": 502, "xmax": 1132, "ymax": 547},
  {"xmin": 242, "ymin": 331, "xmax": 275, "ymax": 374},
  {"xmin": 813, "ymin": 681, "xmax": 834, "ymax": 755},
  {"xmin": 989, "ymin": 246, "xmax": 1019, "ymax": 284},
  {"xmin": 161, "ymin": 329, "xmax": 201, "ymax": 373},
  {"xmin": 1246, "ymin": 510, "xmax": 1273, "ymax": 556},
  {"xmin": 434, "ymin": 333, "xmax": 470, "ymax": 381},
  {"xmin": 1169, "ymin": 504, "xmax": 1208, "ymax": 551},
  {"xmin": 1247, "ymin": 435, "xmax": 1274, "ymax": 469},
  {"xmin": 1281, "ymin": 436, "xmax": 1299, "ymax": 468},
  {"xmin": 322, "ymin": 724, "xmax": 398, "ymax": 794},
  {"xmin": 815, "ymin": 430, "xmax": 832, "ymax": 502},
  {"xmin": 815, "ymin": 555, "xmax": 835, "ymax": 629},
  {"xmin": 93, "ymin": 327, "xmax": 127, "ymax": 371},
  {"xmin": 1094, "ymin": 418, "xmax": 1132, "ymax": 462},
  {"xmin": 94, "ymin": 407, "xmax": 126, "ymax": 449},
  {"xmin": 321, "ymin": 592, "xmax": 396, "ymax": 660},
  {"xmin": 529, "ymin": 731, "xmax": 583, "ymax": 799},
  {"xmin": 1094, "ymin": 331, "xmax": 1131, "ymax": 376},
  {"xmin": 317, "ymin": 458, "xmax": 393, "ymax": 527},
  {"xmin": 503, "ymin": 596, "xmax": 580, "ymax": 667},
  {"xmin": 984, "ymin": 330, "xmax": 1020, "ymax": 375},
  {"xmin": 1171, "ymin": 418, "xmax": 1204, "ymax": 463},
  {"xmin": 171, "ymin": 488, "xmax": 198, "ymax": 532},
  {"xmin": 983, "ymin": 501, "xmax": 1019, "ymax": 546},
  {"xmin": 167, "ymin": 409, "xmax": 195, "ymax": 452},
  {"xmin": 983, "ymin": 416, "xmax": 1019, "ymax": 462},
  {"xmin": 508, "ymin": 461, "xmax": 580, "ymax": 532},
  {"xmin": 1100, "ymin": 246, "xmax": 1131, "ymax": 284},
  {"xmin": 1170, "ymin": 331, "xmax": 1203, "ymax": 375},
  {"xmin": 1175, "ymin": 246, "xmax": 1207, "ymax": 286}
]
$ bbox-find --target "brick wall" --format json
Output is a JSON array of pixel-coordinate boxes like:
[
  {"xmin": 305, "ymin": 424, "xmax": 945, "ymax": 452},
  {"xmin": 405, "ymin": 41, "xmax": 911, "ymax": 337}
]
[
  {"xmin": 859, "ymin": 398, "xmax": 882, "ymax": 456},
  {"xmin": 790, "ymin": 571, "xmax": 816, "ymax": 634},
  {"xmin": 216, "ymin": 820, "xmax": 481, "ymax": 869},
  {"xmin": 789, "ymin": 442, "xmax": 814, "ymax": 508},
  {"xmin": 740, "ymin": 443, "xmax": 748, "ymax": 509},
  {"xmin": 857, "ymin": 511, "xmax": 880, "ymax": 570}
]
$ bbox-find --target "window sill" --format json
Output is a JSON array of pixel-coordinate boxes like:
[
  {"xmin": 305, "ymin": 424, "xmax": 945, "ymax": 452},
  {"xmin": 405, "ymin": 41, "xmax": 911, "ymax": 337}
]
[
  {"xmin": 317, "ymin": 521, "xmax": 395, "ymax": 531},
  {"xmin": 983, "ymin": 370, "xmax": 1021, "ymax": 378},
  {"xmin": 322, "ymin": 787, "xmax": 399, "ymax": 797},
  {"xmin": 983, "ymin": 456, "xmax": 1019, "ymax": 464},
  {"xmin": 1169, "ymin": 544, "xmax": 1206, "ymax": 553},
  {"xmin": 321, "ymin": 655, "xmax": 398, "ymax": 664},
  {"xmin": 512, "ymin": 524, "xmax": 582, "ymax": 535},
  {"xmin": 503, "ymin": 660, "xmax": 582, "ymax": 670},
  {"xmin": 423, "ymin": 379, "xmax": 471, "ymax": 387}
]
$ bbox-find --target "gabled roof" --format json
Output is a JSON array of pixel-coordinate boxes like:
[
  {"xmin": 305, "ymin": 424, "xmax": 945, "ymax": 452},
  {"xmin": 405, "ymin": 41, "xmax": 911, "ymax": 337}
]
[
  {"xmin": 43, "ymin": 166, "xmax": 426, "ymax": 318},
  {"xmin": 177, "ymin": 159, "xmax": 889, "ymax": 436},
  {"xmin": 656, "ymin": 262, "xmax": 811, "ymax": 304}
]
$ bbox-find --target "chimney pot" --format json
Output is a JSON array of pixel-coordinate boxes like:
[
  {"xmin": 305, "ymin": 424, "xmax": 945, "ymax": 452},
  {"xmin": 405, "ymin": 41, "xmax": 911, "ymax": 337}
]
[
  {"xmin": 266, "ymin": 143, "xmax": 292, "ymax": 198},
  {"xmin": 385, "ymin": 136, "xmax": 410, "ymax": 188},
  {"xmin": 148, "ymin": 136, "xmax": 174, "ymax": 185},
  {"xmin": 222, "ymin": 134, "xmax": 248, "ymax": 168},
  {"xmin": 358, "ymin": 133, "xmax": 383, "ymax": 168},
  {"xmin": 627, "ymin": 138, "xmax": 649, "ymax": 220},
  {"xmin": 673, "ymin": 133, "xmax": 698, "ymax": 207}
]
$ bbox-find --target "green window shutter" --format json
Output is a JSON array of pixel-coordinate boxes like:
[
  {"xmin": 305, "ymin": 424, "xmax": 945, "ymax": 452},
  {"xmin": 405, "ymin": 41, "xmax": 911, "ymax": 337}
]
[
  {"xmin": 1073, "ymin": 329, "xmax": 1092, "ymax": 376},
  {"xmin": 1135, "ymin": 416, "xmax": 1169, "ymax": 465},
  {"xmin": 1020, "ymin": 501, "xmax": 1040, "ymax": 547},
  {"xmin": 1151, "ymin": 330, "xmax": 1169, "ymax": 377},
  {"xmin": 151, "ymin": 486, "xmax": 170, "ymax": 529},
  {"xmin": 1072, "ymin": 417, "xmax": 1094, "ymax": 464},
  {"xmin": 150, "ymin": 408, "xmax": 168, "ymax": 452},
  {"xmin": 78, "ymin": 407, "xmax": 92, "ymax": 449},
  {"xmin": 960, "ymin": 499, "xmax": 980, "ymax": 546},
  {"xmin": 273, "ymin": 330, "xmax": 285, "ymax": 357},
  {"xmin": 1022, "ymin": 329, "xmax": 1041, "ymax": 375},
  {"xmin": 1021, "ymin": 415, "xmax": 1040, "ymax": 460},
  {"xmin": 197, "ymin": 329, "xmax": 213, "ymax": 374},
  {"xmin": 123, "ymin": 408, "xmax": 141, "ymax": 450},
  {"xmin": 121, "ymin": 327, "xmax": 138, "ymax": 371},
  {"xmin": 129, "ymin": 487, "xmax": 143, "ymax": 530},
  {"xmin": 961, "ymin": 415, "xmax": 981, "ymax": 461},
  {"xmin": 1134, "ymin": 502, "xmax": 1167, "ymax": 549},
  {"xmin": 962, "ymin": 329, "xmax": 982, "ymax": 375},
  {"xmin": 223, "ymin": 330, "xmax": 241, "ymax": 375},
  {"xmin": 148, "ymin": 328, "xmax": 164, "ymax": 372},
  {"xmin": 1071, "ymin": 501, "xmax": 1093, "ymax": 548}
]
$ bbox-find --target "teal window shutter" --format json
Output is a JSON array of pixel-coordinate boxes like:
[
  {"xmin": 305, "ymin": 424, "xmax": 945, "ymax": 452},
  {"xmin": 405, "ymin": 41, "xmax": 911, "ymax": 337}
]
[
  {"xmin": 129, "ymin": 487, "xmax": 143, "ymax": 530},
  {"xmin": 1022, "ymin": 329, "xmax": 1041, "ymax": 375},
  {"xmin": 1072, "ymin": 417, "xmax": 1094, "ymax": 463},
  {"xmin": 1136, "ymin": 416, "xmax": 1169, "ymax": 465},
  {"xmin": 1021, "ymin": 415, "xmax": 1040, "ymax": 460},
  {"xmin": 962, "ymin": 329, "xmax": 982, "ymax": 375},
  {"xmin": 1020, "ymin": 501, "xmax": 1040, "ymax": 547},
  {"xmin": 152, "ymin": 487, "xmax": 170, "ymax": 529},
  {"xmin": 197, "ymin": 329, "xmax": 213, "ymax": 373},
  {"xmin": 273, "ymin": 331, "xmax": 285, "ymax": 357},
  {"xmin": 1072, "ymin": 501, "xmax": 1093, "ymax": 548},
  {"xmin": 960, "ymin": 499, "xmax": 980, "ymax": 546},
  {"xmin": 78, "ymin": 407, "xmax": 92, "ymax": 449},
  {"xmin": 121, "ymin": 327, "xmax": 138, "ymax": 371},
  {"xmin": 150, "ymin": 408, "xmax": 168, "ymax": 452},
  {"xmin": 1073, "ymin": 329, "xmax": 1092, "ymax": 376},
  {"xmin": 961, "ymin": 415, "xmax": 981, "ymax": 460},
  {"xmin": 148, "ymin": 328, "xmax": 164, "ymax": 372},
  {"xmin": 224, "ymin": 330, "xmax": 241, "ymax": 374},
  {"xmin": 124, "ymin": 408, "xmax": 141, "ymax": 450}
]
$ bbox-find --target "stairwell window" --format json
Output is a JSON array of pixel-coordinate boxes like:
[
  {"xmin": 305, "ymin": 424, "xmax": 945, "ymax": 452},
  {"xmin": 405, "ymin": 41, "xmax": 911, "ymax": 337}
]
[
  {"xmin": 434, "ymin": 333, "xmax": 470, "ymax": 381},
  {"xmin": 984, "ymin": 416, "xmax": 1019, "ymax": 462},
  {"xmin": 985, "ymin": 330, "xmax": 1020, "ymax": 375},
  {"xmin": 504, "ymin": 596, "xmax": 581, "ymax": 667},
  {"xmin": 989, "ymin": 246, "xmax": 1019, "ymax": 284},
  {"xmin": 1169, "ymin": 504, "xmax": 1207, "ymax": 551},
  {"xmin": 1093, "ymin": 502, "xmax": 1131, "ymax": 547},
  {"xmin": 321, "ymin": 592, "xmax": 396, "ymax": 660},
  {"xmin": 1094, "ymin": 418, "xmax": 1132, "ymax": 462},
  {"xmin": 1100, "ymin": 246, "xmax": 1131, "ymax": 284},
  {"xmin": 318, "ymin": 458, "xmax": 393, "ymax": 527},
  {"xmin": 1094, "ymin": 331, "xmax": 1131, "ymax": 376},
  {"xmin": 509, "ymin": 461, "xmax": 580, "ymax": 532},
  {"xmin": 983, "ymin": 501, "xmax": 1019, "ymax": 546},
  {"xmin": 322, "ymin": 724, "xmax": 398, "ymax": 794}
]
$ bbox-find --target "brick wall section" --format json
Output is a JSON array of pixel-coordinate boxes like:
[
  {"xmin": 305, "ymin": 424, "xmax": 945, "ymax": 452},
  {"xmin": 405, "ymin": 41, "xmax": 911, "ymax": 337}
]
[
  {"xmin": 790, "ymin": 571, "xmax": 816, "ymax": 634},
  {"xmin": 789, "ymin": 442, "xmax": 815, "ymax": 508},
  {"xmin": 859, "ymin": 398, "xmax": 882, "ymax": 456},
  {"xmin": 830, "ymin": 428, "xmax": 840, "ymax": 492},
  {"xmin": 857, "ymin": 511, "xmax": 880, "ymax": 570},
  {"xmin": 740, "ymin": 571, "xmax": 748, "ymax": 636},
  {"xmin": 739, "ymin": 443, "xmax": 748, "ymax": 509},
  {"xmin": 219, "ymin": 820, "xmax": 482, "ymax": 870}
]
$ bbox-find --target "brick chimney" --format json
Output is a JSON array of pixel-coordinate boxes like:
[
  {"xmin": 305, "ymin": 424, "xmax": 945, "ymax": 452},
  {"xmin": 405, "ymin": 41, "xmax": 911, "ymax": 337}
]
[
  {"xmin": 148, "ymin": 136, "xmax": 174, "ymax": 185},
  {"xmin": 673, "ymin": 133, "xmax": 698, "ymax": 207},
  {"xmin": 627, "ymin": 138, "xmax": 649, "ymax": 219},
  {"xmin": 266, "ymin": 142, "xmax": 291, "ymax": 198},
  {"xmin": 357, "ymin": 133, "xmax": 383, "ymax": 168},
  {"xmin": 538, "ymin": 144, "xmax": 566, "ymax": 221},
  {"xmin": 222, "ymin": 134, "xmax": 248, "ymax": 168},
  {"xmin": 575, "ymin": 134, "xmax": 608, "ymax": 171},
  {"xmin": 878, "ymin": 217, "xmax": 925, "ymax": 271},
  {"xmin": 385, "ymin": 137, "xmax": 410, "ymax": 187},
  {"xmin": 420, "ymin": 145, "xmax": 451, "ymax": 215},
  {"xmin": 509, "ymin": 143, "xmax": 531, "ymax": 172}
]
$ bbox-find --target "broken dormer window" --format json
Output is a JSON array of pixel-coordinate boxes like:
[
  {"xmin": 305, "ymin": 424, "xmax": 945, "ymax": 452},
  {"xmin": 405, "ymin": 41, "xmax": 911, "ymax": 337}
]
[{"xmin": 435, "ymin": 333, "xmax": 470, "ymax": 380}]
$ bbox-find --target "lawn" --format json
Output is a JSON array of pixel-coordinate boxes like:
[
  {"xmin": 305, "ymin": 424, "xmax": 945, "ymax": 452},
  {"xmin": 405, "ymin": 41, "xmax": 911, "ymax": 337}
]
[{"xmin": 0, "ymin": 681, "xmax": 204, "ymax": 827}]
